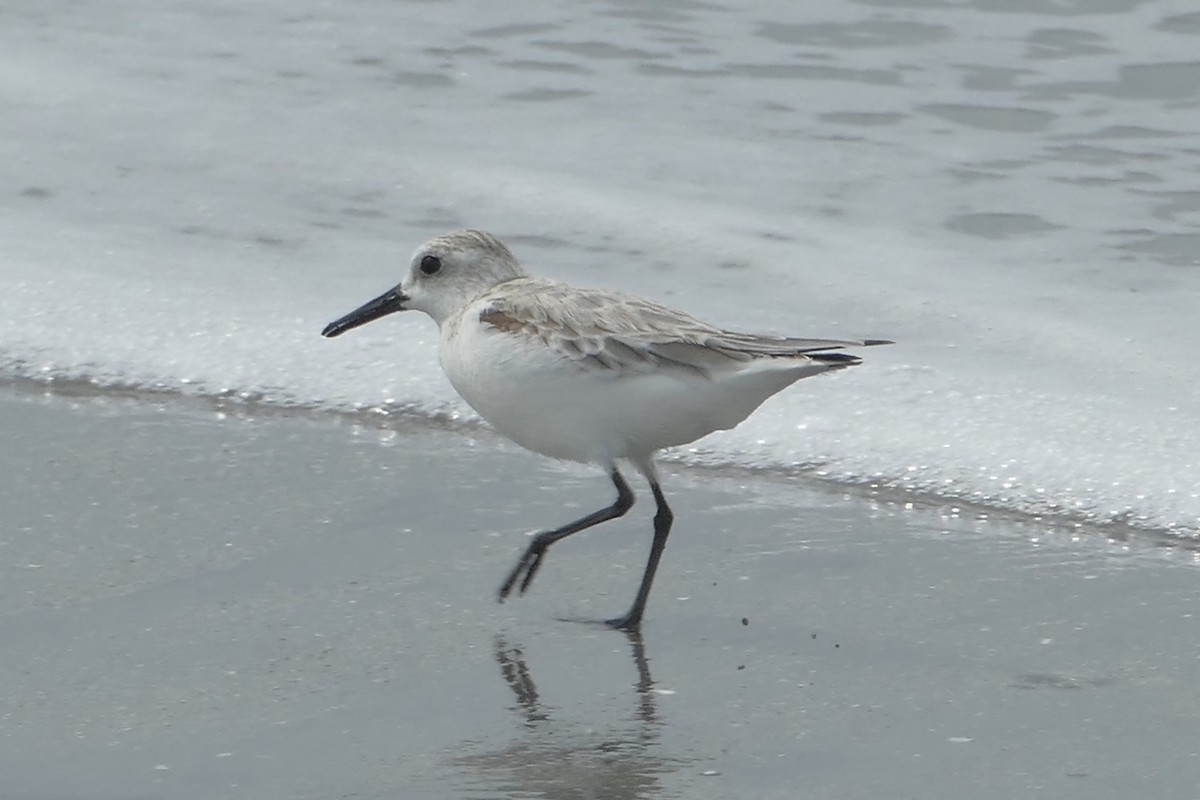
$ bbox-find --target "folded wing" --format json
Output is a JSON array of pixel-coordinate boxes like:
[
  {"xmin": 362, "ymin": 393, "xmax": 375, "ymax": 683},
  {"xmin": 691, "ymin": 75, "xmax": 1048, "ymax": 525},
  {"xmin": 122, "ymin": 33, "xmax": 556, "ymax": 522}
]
[{"xmin": 478, "ymin": 278, "xmax": 889, "ymax": 378}]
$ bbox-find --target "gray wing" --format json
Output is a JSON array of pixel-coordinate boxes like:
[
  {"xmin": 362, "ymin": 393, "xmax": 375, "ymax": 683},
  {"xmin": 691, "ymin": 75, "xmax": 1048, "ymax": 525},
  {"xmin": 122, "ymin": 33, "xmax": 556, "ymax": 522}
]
[{"xmin": 478, "ymin": 278, "xmax": 888, "ymax": 377}]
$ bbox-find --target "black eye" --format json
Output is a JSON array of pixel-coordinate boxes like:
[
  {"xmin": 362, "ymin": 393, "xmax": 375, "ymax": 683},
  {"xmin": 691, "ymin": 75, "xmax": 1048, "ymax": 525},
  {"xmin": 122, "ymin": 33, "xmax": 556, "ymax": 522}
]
[{"xmin": 420, "ymin": 254, "xmax": 441, "ymax": 275}]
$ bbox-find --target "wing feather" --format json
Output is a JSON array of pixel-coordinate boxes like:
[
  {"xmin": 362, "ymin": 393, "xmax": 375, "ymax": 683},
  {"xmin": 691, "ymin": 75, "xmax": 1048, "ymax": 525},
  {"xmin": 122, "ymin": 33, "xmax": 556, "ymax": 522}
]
[{"xmin": 476, "ymin": 278, "xmax": 885, "ymax": 378}]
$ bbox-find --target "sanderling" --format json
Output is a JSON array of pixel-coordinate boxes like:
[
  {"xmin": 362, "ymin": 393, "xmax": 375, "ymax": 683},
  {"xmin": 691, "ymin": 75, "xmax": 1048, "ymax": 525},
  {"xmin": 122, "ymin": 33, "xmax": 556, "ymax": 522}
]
[{"xmin": 322, "ymin": 230, "xmax": 889, "ymax": 630}]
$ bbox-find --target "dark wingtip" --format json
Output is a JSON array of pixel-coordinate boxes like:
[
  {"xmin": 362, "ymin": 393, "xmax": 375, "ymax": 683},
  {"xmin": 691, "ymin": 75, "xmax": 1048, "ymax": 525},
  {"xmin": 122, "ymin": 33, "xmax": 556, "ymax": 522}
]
[
  {"xmin": 863, "ymin": 339, "xmax": 894, "ymax": 347},
  {"xmin": 809, "ymin": 352, "xmax": 863, "ymax": 365}
]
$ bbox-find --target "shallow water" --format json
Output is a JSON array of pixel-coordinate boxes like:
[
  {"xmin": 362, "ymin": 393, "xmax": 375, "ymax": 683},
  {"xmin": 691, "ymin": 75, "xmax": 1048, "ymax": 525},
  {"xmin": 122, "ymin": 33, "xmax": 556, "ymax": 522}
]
[{"xmin": 2, "ymin": 0, "xmax": 1198, "ymax": 538}]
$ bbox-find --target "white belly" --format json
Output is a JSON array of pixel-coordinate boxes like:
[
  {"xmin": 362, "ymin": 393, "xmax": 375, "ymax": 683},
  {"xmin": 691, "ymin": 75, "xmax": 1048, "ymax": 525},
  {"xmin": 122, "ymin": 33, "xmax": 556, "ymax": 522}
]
[{"xmin": 438, "ymin": 313, "xmax": 821, "ymax": 465}]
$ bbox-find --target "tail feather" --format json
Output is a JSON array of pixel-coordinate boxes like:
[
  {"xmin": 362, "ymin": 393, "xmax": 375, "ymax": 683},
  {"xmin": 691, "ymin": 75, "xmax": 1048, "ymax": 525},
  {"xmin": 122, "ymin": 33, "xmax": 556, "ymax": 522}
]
[
  {"xmin": 807, "ymin": 351, "xmax": 863, "ymax": 366},
  {"xmin": 756, "ymin": 338, "xmax": 891, "ymax": 365},
  {"xmin": 799, "ymin": 339, "xmax": 892, "ymax": 369},
  {"xmin": 807, "ymin": 339, "xmax": 890, "ymax": 366}
]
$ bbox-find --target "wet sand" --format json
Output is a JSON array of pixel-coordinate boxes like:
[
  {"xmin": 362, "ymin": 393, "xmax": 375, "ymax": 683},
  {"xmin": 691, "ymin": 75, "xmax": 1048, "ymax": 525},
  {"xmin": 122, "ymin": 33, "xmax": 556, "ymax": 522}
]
[{"xmin": 2, "ymin": 387, "xmax": 1198, "ymax": 799}]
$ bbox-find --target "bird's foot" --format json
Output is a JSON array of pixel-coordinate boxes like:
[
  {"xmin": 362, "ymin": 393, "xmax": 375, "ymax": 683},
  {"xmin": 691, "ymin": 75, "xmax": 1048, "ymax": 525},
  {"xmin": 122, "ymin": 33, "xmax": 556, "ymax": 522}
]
[
  {"xmin": 497, "ymin": 541, "xmax": 547, "ymax": 602},
  {"xmin": 603, "ymin": 612, "xmax": 642, "ymax": 632}
]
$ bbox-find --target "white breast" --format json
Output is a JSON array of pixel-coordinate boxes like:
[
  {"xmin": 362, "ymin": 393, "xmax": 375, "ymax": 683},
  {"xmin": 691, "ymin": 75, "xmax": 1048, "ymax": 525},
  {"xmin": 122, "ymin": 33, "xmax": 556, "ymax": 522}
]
[{"xmin": 438, "ymin": 302, "xmax": 825, "ymax": 465}]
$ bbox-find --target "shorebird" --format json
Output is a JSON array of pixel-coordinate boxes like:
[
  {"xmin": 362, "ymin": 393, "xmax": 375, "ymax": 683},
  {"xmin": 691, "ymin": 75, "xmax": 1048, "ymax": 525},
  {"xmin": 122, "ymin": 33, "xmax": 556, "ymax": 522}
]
[{"xmin": 322, "ymin": 230, "xmax": 888, "ymax": 629}]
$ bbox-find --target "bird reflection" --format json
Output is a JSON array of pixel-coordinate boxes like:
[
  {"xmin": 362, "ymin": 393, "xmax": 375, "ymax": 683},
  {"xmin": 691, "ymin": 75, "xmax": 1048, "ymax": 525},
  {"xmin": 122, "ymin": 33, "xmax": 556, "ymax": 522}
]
[
  {"xmin": 452, "ymin": 631, "xmax": 680, "ymax": 799},
  {"xmin": 494, "ymin": 635, "xmax": 550, "ymax": 728}
]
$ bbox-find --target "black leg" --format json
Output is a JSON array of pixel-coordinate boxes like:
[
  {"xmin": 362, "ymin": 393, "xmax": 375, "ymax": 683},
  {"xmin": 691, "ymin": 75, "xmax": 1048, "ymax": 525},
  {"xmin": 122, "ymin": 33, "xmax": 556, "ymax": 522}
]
[
  {"xmin": 606, "ymin": 479, "xmax": 673, "ymax": 631},
  {"xmin": 498, "ymin": 468, "xmax": 635, "ymax": 602}
]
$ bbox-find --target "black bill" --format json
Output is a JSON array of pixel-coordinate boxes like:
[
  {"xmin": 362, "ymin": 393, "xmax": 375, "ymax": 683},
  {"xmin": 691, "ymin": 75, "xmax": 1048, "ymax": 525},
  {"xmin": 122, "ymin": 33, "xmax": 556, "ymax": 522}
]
[{"xmin": 321, "ymin": 288, "xmax": 408, "ymax": 338}]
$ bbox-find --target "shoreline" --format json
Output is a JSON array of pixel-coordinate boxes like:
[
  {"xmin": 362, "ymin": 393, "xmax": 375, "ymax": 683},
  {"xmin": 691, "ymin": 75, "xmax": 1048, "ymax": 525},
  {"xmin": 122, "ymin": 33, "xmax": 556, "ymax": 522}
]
[{"xmin": 3, "ymin": 372, "xmax": 1195, "ymax": 553}]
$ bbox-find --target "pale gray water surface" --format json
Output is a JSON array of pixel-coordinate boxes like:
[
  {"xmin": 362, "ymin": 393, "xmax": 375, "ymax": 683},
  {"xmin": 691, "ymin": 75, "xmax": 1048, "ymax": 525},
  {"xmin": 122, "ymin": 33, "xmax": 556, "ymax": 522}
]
[
  {"xmin": 2, "ymin": 388, "xmax": 1197, "ymax": 799},
  {"xmin": 3, "ymin": 0, "xmax": 1200, "ymax": 535}
]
